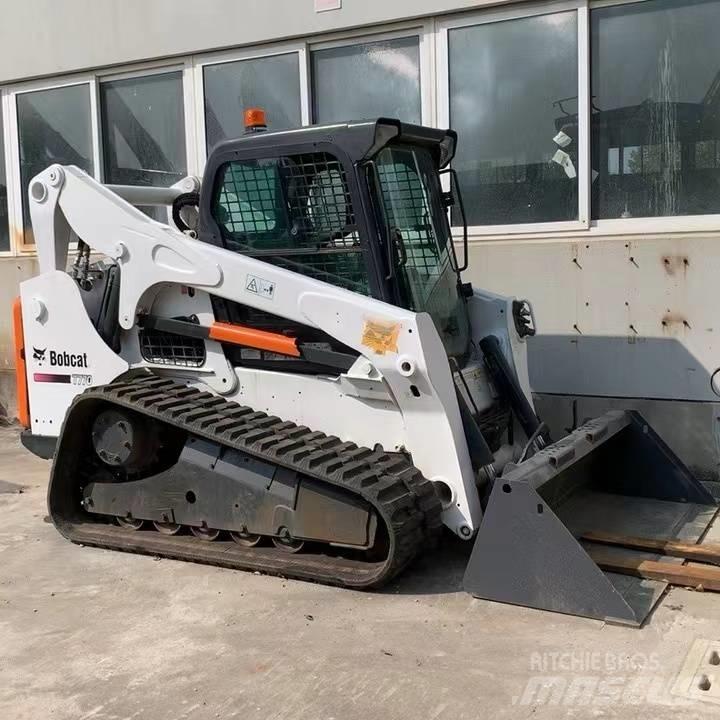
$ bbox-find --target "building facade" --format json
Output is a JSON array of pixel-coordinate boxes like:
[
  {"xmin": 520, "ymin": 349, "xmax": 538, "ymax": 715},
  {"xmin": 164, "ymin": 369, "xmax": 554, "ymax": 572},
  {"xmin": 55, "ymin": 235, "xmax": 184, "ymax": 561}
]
[{"xmin": 1, "ymin": 0, "xmax": 719, "ymax": 479}]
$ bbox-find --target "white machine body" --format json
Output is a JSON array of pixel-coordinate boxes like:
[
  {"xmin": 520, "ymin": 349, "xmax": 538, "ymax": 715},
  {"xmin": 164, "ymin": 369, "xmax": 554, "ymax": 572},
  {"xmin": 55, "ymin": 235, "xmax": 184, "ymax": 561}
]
[{"xmin": 20, "ymin": 164, "xmax": 535, "ymax": 538}]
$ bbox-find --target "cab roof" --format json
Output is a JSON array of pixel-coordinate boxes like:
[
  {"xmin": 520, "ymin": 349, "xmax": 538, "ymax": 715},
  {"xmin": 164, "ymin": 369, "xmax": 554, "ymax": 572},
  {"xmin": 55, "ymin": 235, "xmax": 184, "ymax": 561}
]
[{"xmin": 208, "ymin": 117, "xmax": 457, "ymax": 169}]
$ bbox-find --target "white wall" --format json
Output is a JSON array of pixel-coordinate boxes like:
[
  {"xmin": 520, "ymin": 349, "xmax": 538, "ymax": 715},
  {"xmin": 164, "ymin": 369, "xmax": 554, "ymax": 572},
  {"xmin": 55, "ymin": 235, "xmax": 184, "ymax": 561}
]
[{"xmin": 0, "ymin": 0, "xmax": 515, "ymax": 83}]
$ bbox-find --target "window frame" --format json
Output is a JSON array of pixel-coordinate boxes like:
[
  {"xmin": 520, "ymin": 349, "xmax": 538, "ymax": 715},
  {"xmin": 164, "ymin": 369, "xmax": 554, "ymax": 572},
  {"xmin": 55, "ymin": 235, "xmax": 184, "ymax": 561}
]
[
  {"xmin": 436, "ymin": 0, "xmax": 591, "ymax": 237},
  {"xmin": 0, "ymin": 87, "xmax": 13, "ymax": 256},
  {"xmin": 193, "ymin": 41, "xmax": 309, "ymax": 169},
  {"xmin": 308, "ymin": 22, "xmax": 434, "ymax": 127},
  {"xmin": 433, "ymin": 0, "xmax": 720, "ymax": 240},
  {"xmin": 2, "ymin": 0, "xmax": 718, "ymax": 254},
  {"xmin": 3, "ymin": 57, "xmax": 197, "ymax": 254}
]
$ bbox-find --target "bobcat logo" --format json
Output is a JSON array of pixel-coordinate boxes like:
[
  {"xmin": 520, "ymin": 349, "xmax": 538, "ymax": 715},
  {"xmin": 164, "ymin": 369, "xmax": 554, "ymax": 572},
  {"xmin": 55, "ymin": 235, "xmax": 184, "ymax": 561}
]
[{"xmin": 33, "ymin": 347, "xmax": 46, "ymax": 364}]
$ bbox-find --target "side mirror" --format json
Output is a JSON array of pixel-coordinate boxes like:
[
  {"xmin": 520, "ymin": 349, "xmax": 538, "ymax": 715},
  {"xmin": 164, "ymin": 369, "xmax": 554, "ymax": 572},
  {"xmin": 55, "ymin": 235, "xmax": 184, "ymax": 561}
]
[{"xmin": 512, "ymin": 300, "xmax": 537, "ymax": 339}]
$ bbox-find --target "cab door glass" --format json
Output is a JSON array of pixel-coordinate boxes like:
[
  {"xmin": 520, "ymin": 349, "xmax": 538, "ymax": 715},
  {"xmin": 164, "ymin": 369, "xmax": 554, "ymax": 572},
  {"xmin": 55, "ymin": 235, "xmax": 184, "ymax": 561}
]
[{"xmin": 375, "ymin": 145, "xmax": 469, "ymax": 358}]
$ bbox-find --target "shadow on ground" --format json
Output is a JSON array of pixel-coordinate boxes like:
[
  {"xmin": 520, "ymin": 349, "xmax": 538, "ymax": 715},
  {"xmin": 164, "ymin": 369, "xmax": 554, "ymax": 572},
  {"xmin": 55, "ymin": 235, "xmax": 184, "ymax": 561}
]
[
  {"xmin": 0, "ymin": 480, "xmax": 25, "ymax": 494},
  {"xmin": 381, "ymin": 532, "xmax": 472, "ymax": 596}
]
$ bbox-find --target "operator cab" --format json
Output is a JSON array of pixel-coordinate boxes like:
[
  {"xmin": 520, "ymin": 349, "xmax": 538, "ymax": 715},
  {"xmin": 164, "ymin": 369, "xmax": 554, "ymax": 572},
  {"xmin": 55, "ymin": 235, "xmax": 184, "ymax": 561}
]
[{"xmin": 193, "ymin": 115, "xmax": 471, "ymax": 370}]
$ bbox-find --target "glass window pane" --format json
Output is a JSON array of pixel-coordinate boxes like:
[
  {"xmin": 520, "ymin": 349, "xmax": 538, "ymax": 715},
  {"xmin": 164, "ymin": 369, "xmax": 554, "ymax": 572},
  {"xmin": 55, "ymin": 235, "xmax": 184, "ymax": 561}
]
[
  {"xmin": 376, "ymin": 146, "xmax": 452, "ymax": 308},
  {"xmin": 100, "ymin": 71, "xmax": 186, "ymax": 187},
  {"xmin": 591, "ymin": 0, "xmax": 720, "ymax": 219},
  {"xmin": 312, "ymin": 37, "xmax": 421, "ymax": 125},
  {"xmin": 449, "ymin": 13, "xmax": 579, "ymax": 226},
  {"xmin": 375, "ymin": 145, "xmax": 470, "ymax": 360},
  {"xmin": 0, "ymin": 112, "xmax": 8, "ymax": 252},
  {"xmin": 17, "ymin": 84, "xmax": 93, "ymax": 243},
  {"xmin": 203, "ymin": 54, "xmax": 301, "ymax": 152}
]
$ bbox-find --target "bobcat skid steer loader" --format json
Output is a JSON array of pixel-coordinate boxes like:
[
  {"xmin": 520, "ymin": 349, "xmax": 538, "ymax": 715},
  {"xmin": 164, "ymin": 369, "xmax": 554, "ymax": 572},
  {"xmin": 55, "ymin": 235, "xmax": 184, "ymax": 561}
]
[{"xmin": 12, "ymin": 113, "xmax": 717, "ymax": 624}]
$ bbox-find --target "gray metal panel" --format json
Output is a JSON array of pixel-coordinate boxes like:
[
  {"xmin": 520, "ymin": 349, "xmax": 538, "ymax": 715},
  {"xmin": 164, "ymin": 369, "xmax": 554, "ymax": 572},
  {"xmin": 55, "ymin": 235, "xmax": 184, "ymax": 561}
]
[
  {"xmin": 84, "ymin": 436, "xmax": 374, "ymax": 546},
  {"xmin": 528, "ymin": 334, "xmax": 716, "ymax": 402}
]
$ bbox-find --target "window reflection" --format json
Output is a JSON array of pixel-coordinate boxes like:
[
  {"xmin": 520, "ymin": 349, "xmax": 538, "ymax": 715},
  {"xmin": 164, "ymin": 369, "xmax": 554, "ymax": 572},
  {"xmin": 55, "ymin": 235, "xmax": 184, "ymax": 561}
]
[
  {"xmin": 17, "ymin": 84, "xmax": 93, "ymax": 243},
  {"xmin": 101, "ymin": 72, "xmax": 186, "ymax": 188},
  {"xmin": 591, "ymin": 0, "xmax": 720, "ymax": 219},
  {"xmin": 312, "ymin": 37, "xmax": 421, "ymax": 125},
  {"xmin": 448, "ymin": 12, "xmax": 579, "ymax": 226},
  {"xmin": 204, "ymin": 54, "xmax": 301, "ymax": 152}
]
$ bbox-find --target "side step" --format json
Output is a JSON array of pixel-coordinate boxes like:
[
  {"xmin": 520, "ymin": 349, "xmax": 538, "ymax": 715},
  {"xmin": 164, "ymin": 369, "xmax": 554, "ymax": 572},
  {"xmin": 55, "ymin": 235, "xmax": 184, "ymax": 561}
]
[{"xmin": 463, "ymin": 410, "xmax": 718, "ymax": 626}]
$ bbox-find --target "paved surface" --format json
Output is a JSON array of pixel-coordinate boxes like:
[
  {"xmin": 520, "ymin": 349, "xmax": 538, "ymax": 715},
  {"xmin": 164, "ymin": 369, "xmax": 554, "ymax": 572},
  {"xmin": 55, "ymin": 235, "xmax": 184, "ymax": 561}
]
[{"xmin": 2, "ymin": 425, "xmax": 720, "ymax": 720}]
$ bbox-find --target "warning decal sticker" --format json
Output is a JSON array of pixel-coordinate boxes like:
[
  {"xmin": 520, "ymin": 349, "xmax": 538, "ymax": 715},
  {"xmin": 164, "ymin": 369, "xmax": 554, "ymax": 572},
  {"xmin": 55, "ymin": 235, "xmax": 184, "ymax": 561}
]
[
  {"xmin": 245, "ymin": 274, "xmax": 275, "ymax": 300},
  {"xmin": 361, "ymin": 318, "xmax": 401, "ymax": 355}
]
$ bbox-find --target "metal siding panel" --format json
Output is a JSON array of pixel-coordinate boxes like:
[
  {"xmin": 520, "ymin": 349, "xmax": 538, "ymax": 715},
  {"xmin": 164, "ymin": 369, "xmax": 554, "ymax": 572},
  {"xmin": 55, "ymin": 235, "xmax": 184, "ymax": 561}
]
[{"xmin": 464, "ymin": 235, "xmax": 720, "ymax": 402}]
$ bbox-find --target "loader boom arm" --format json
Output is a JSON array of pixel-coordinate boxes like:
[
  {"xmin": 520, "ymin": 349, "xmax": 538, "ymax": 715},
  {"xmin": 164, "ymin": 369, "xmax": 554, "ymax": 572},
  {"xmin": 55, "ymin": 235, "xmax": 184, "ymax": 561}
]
[{"xmin": 26, "ymin": 164, "xmax": 481, "ymax": 535}]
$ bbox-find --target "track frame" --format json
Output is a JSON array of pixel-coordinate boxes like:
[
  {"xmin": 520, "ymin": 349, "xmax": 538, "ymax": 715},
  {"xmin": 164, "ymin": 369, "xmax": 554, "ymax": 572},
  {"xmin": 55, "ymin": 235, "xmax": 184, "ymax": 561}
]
[{"xmin": 48, "ymin": 375, "xmax": 442, "ymax": 589}]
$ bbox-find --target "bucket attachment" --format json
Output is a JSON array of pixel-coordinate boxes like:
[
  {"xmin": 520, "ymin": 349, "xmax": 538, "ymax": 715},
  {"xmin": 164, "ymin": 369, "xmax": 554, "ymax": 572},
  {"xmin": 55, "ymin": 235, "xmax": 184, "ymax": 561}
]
[{"xmin": 464, "ymin": 411, "xmax": 717, "ymax": 625}]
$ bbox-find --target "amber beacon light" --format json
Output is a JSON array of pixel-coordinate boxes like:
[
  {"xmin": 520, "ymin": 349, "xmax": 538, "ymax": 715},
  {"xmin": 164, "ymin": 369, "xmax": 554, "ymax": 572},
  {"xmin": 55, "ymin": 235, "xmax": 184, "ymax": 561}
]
[{"xmin": 244, "ymin": 107, "xmax": 267, "ymax": 131}]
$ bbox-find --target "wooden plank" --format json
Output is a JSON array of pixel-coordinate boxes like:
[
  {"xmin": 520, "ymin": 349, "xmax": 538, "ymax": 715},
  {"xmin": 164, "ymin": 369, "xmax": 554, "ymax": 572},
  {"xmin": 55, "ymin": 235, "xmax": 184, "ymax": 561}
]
[
  {"xmin": 585, "ymin": 545, "xmax": 720, "ymax": 592},
  {"xmin": 582, "ymin": 530, "xmax": 720, "ymax": 566}
]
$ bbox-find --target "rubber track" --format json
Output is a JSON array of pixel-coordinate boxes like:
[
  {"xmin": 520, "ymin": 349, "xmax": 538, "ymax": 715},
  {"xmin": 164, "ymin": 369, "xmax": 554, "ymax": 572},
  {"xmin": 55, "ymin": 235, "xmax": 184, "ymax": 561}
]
[{"xmin": 50, "ymin": 375, "xmax": 442, "ymax": 589}]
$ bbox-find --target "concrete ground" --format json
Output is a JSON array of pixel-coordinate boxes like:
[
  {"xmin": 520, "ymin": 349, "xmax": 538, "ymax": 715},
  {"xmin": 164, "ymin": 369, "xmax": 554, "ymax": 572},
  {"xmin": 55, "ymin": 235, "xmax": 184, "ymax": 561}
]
[{"xmin": 2, "ymin": 425, "xmax": 720, "ymax": 720}]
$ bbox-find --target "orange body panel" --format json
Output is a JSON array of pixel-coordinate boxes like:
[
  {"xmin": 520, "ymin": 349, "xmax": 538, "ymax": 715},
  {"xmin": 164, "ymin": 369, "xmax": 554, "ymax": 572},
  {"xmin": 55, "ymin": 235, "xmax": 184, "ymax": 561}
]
[{"xmin": 11, "ymin": 297, "xmax": 30, "ymax": 428}]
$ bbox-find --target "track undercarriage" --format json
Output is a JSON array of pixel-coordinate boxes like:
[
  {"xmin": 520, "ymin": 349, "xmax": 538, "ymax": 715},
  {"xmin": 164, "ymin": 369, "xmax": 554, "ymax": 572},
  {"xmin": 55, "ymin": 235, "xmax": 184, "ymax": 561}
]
[{"xmin": 48, "ymin": 375, "xmax": 442, "ymax": 589}]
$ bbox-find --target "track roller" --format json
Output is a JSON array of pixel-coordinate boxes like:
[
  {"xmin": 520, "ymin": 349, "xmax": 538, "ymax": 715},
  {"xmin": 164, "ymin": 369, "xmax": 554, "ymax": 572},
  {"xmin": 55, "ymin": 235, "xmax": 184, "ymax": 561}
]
[
  {"xmin": 153, "ymin": 521, "xmax": 182, "ymax": 535},
  {"xmin": 230, "ymin": 530, "xmax": 262, "ymax": 547},
  {"xmin": 272, "ymin": 530, "xmax": 304, "ymax": 553},
  {"xmin": 190, "ymin": 525, "xmax": 220, "ymax": 541},
  {"xmin": 116, "ymin": 516, "xmax": 143, "ymax": 530}
]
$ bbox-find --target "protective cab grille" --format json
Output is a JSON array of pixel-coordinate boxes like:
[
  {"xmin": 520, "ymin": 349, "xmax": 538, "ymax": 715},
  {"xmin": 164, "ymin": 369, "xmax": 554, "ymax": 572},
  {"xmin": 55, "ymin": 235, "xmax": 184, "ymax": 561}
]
[{"xmin": 213, "ymin": 152, "xmax": 369, "ymax": 294}]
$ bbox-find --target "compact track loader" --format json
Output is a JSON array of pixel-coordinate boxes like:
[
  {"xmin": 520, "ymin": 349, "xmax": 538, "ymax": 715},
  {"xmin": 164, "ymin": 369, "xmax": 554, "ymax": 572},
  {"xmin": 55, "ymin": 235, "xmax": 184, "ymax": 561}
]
[{"xmin": 13, "ymin": 114, "xmax": 717, "ymax": 624}]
